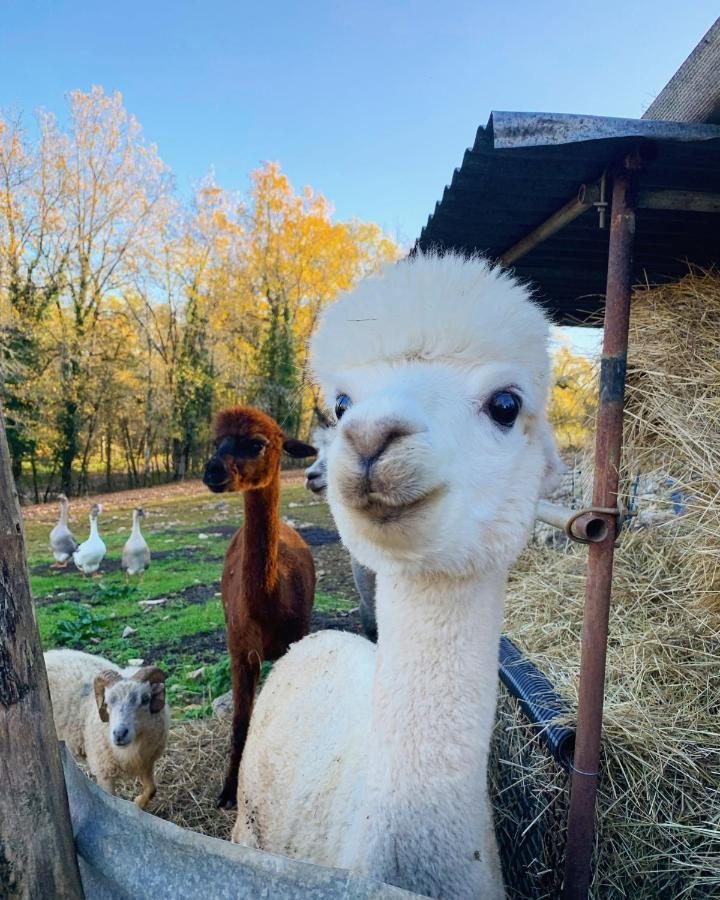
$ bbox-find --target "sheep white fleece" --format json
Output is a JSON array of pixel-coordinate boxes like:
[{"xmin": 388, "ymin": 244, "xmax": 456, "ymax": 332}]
[
  {"xmin": 44, "ymin": 649, "xmax": 169, "ymax": 801},
  {"xmin": 234, "ymin": 253, "xmax": 559, "ymax": 899}
]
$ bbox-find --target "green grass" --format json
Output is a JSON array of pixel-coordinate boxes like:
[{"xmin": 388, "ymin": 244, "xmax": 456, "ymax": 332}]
[{"xmin": 30, "ymin": 479, "xmax": 348, "ymax": 718}]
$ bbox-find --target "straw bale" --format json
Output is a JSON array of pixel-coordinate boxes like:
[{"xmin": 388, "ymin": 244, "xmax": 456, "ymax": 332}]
[{"xmin": 491, "ymin": 270, "xmax": 720, "ymax": 898}]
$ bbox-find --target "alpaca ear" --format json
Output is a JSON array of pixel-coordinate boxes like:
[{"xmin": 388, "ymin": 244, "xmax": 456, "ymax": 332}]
[
  {"xmin": 539, "ymin": 419, "xmax": 565, "ymax": 495},
  {"xmin": 94, "ymin": 670, "xmax": 122, "ymax": 722},
  {"xmin": 282, "ymin": 438, "xmax": 317, "ymax": 459}
]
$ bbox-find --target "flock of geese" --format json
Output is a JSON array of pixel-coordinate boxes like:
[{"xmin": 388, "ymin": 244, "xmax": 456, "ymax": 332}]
[{"xmin": 49, "ymin": 495, "xmax": 151, "ymax": 580}]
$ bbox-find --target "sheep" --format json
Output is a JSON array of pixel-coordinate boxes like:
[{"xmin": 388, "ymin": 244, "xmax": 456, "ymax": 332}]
[
  {"xmin": 231, "ymin": 253, "xmax": 562, "ymax": 899},
  {"xmin": 305, "ymin": 425, "xmax": 377, "ymax": 641},
  {"xmin": 44, "ymin": 649, "xmax": 169, "ymax": 808},
  {"xmin": 202, "ymin": 406, "xmax": 317, "ymax": 808}
]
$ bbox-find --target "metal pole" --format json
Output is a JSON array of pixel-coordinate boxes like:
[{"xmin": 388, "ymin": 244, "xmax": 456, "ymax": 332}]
[
  {"xmin": 562, "ymin": 159, "xmax": 639, "ymax": 900},
  {"xmin": 0, "ymin": 402, "xmax": 84, "ymax": 898},
  {"xmin": 500, "ymin": 193, "xmax": 594, "ymax": 265}
]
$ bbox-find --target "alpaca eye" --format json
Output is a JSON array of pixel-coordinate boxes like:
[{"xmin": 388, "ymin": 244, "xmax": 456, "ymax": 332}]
[
  {"xmin": 487, "ymin": 391, "xmax": 522, "ymax": 428},
  {"xmin": 141, "ymin": 695, "xmax": 150, "ymax": 705},
  {"xmin": 335, "ymin": 394, "xmax": 352, "ymax": 420}
]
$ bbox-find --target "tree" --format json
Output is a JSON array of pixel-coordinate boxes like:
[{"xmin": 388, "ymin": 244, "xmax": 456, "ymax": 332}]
[
  {"xmin": 44, "ymin": 88, "xmax": 171, "ymax": 492},
  {"xmin": 1, "ymin": 96, "xmax": 399, "ymax": 496},
  {"xmin": 549, "ymin": 344, "xmax": 597, "ymax": 450},
  {"xmin": 239, "ymin": 162, "xmax": 399, "ymax": 432}
]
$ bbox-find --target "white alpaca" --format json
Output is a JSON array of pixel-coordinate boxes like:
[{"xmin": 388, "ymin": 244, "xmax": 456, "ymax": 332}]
[{"xmin": 232, "ymin": 253, "xmax": 561, "ymax": 899}]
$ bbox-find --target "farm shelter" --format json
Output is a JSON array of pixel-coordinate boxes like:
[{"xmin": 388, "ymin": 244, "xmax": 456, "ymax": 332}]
[
  {"xmin": 1, "ymin": 18, "xmax": 719, "ymax": 900},
  {"xmin": 415, "ymin": 18, "xmax": 720, "ymax": 900}
]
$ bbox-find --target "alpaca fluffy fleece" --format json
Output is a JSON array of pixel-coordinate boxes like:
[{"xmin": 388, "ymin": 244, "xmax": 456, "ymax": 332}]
[
  {"xmin": 311, "ymin": 252, "xmax": 552, "ymax": 410},
  {"xmin": 45, "ymin": 649, "xmax": 169, "ymax": 807},
  {"xmin": 234, "ymin": 253, "xmax": 559, "ymax": 899}
]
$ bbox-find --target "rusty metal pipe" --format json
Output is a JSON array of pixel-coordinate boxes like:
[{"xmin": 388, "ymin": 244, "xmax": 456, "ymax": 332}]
[
  {"xmin": 500, "ymin": 193, "xmax": 593, "ymax": 265},
  {"xmin": 535, "ymin": 500, "xmax": 609, "ymax": 543},
  {"xmin": 561, "ymin": 161, "xmax": 639, "ymax": 900}
]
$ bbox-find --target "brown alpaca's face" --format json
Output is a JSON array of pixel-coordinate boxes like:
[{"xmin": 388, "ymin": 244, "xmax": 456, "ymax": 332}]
[
  {"xmin": 204, "ymin": 425, "xmax": 280, "ymax": 493},
  {"xmin": 203, "ymin": 407, "xmax": 317, "ymax": 494}
]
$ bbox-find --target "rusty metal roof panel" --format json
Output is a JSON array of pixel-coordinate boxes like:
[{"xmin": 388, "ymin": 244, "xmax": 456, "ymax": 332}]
[{"xmin": 416, "ymin": 112, "xmax": 720, "ymax": 324}]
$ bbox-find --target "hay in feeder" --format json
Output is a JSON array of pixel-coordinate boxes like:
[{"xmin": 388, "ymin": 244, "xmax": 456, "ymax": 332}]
[
  {"xmin": 621, "ymin": 268, "xmax": 720, "ymax": 613},
  {"xmin": 491, "ymin": 270, "xmax": 720, "ymax": 898},
  {"xmin": 494, "ymin": 540, "xmax": 720, "ymax": 898}
]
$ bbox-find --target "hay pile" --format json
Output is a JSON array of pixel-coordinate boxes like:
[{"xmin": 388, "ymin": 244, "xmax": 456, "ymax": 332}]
[
  {"xmin": 492, "ymin": 270, "xmax": 720, "ymax": 898},
  {"xmin": 114, "ymin": 715, "xmax": 236, "ymax": 840}
]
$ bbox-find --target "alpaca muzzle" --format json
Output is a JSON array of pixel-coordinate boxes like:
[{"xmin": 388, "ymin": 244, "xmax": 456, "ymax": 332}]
[{"xmin": 203, "ymin": 456, "xmax": 230, "ymax": 492}]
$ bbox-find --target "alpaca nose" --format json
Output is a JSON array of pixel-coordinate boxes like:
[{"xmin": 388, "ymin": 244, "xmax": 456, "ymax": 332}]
[
  {"xmin": 342, "ymin": 418, "xmax": 418, "ymax": 471},
  {"xmin": 112, "ymin": 726, "xmax": 130, "ymax": 745},
  {"xmin": 203, "ymin": 456, "xmax": 228, "ymax": 488}
]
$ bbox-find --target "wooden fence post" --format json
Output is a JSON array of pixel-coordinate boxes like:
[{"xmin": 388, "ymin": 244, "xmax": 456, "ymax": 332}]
[{"xmin": 0, "ymin": 404, "xmax": 84, "ymax": 898}]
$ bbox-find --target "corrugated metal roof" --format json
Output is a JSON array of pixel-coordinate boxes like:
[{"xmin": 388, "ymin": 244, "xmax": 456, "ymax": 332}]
[{"xmin": 416, "ymin": 112, "xmax": 720, "ymax": 324}]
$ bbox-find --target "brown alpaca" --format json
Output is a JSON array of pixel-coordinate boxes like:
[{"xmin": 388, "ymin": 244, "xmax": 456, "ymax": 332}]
[{"xmin": 203, "ymin": 406, "xmax": 317, "ymax": 808}]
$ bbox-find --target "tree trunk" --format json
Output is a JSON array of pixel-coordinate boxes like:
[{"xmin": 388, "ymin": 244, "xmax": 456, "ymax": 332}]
[
  {"xmin": 58, "ymin": 398, "xmax": 79, "ymax": 496},
  {"xmin": 105, "ymin": 426, "xmax": 113, "ymax": 491},
  {"xmin": 0, "ymin": 404, "xmax": 84, "ymax": 898},
  {"xmin": 30, "ymin": 451, "xmax": 40, "ymax": 505}
]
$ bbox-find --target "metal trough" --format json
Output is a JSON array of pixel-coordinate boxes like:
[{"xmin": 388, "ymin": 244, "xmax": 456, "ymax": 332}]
[{"xmin": 61, "ymin": 746, "xmax": 422, "ymax": 900}]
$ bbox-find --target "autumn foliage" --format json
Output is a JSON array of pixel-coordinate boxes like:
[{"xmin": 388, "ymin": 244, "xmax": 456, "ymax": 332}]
[{"xmin": 0, "ymin": 88, "xmax": 399, "ymax": 497}]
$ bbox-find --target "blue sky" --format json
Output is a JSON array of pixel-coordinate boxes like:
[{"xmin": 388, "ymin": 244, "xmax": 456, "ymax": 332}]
[{"xmin": 1, "ymin": 1, "xmax": 716, "ymax": 355}]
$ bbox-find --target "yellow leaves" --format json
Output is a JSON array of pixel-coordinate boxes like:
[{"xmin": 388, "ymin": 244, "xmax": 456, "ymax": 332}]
[{"xmin": 549, "ymin": 343, "xmax": 597, "ymax": 450}]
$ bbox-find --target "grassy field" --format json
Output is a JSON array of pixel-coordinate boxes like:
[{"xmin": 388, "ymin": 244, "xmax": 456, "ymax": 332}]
[{"xmin": 26, "ymin": 476, "xmax": 360, "ymax": 720}]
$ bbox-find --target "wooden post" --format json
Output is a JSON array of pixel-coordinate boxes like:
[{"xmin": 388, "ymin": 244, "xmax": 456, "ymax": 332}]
[{"xmin": 0, "ymin": 404, "xmax": 84, "ymax": 898}]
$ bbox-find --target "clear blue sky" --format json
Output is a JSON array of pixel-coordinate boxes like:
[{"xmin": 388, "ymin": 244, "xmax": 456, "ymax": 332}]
[{"xmin": 1, "ymin": 1, "xmax": 716, "ymax": 354}]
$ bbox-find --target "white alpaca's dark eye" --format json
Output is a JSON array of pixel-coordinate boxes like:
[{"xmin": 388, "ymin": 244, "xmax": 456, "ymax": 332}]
[
  {"xmin": 487, "ymin": 391, "xmax": 522, "ymax": 428},
  {"xmin": 335, "ymin": 394, "xmax": 352, "ymax": 420},
  {"xmin": 141, "ymin": 695, "xmax": 150, "ymax": 705}
]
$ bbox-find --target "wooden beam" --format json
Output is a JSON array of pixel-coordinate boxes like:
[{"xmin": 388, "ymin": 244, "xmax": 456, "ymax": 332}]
[
  {"xmin": 638, "ymin": 188, "xmax": 720, "ymax": 213},
  {"xmin": 0, "ymin": 404, "xmax": 84, "ymax": 898},
  {"xmin": 500, "ymin": 193, "xmax": 593, "ymax": 265}
]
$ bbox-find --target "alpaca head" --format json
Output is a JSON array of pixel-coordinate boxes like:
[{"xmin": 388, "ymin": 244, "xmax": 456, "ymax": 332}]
[
  {"xmin": 310, "ymin": 253, "xmax": 562, "ymax": 579},
  {"xmin": 304, "ymin": 426, "xmax": 335, "ymax": 497},
  {"xmin": 203, "ymin": 406, "xmax": 316, "ymax": 494}
]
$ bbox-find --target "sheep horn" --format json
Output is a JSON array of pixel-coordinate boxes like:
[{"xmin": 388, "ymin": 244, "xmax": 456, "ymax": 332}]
[
  {"xmin": 131, "ymin": 666, "xmax": 166, "ymax": 684},
  {"xmin": 94, "ymin": 669, "xmax": 123, "ymax": 723},
  {"xmin": 132, "ymin": 666, "xmax": 167, "ymax": 713}
]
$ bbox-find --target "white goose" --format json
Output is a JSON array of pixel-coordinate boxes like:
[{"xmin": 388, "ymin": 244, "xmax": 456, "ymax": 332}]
[
  {"xmin": 122, "ymin": 507, "xmax": 151, "ymax": 582},
  {"xmin": 72, "ymin": 504, "xmax": 107, "ymax": 575},
  {"xmin": 49, "ymin": 494, "xmax": 78, "ymax": 568}
]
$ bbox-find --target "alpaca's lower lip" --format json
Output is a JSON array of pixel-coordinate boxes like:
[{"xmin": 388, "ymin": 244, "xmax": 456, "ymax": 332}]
[
  {"xmin": 204, "ymin": 478, "xmax": 229, "ymax": 493},
  {"xmin": 357, "ymin": 485, "xmax": 446, "ymax": 522}
]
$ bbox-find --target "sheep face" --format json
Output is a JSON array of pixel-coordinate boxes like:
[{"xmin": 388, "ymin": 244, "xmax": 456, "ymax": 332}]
[
  {"xmin": 203, "ymin": 406, "xmax": 316, "ymax": 494},
  {"xmin": 94, "ymin": 668, "xmax": 166, "ymax": 748}
]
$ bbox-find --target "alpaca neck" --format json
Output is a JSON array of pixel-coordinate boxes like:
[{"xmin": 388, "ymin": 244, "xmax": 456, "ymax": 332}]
[
  {"xmin": 242, "ymin": 473, "xmax": 280, "ymax": 592},
  {"xmin": 362, "ymin": 569, "xmax": 505, "ymax": 896}
]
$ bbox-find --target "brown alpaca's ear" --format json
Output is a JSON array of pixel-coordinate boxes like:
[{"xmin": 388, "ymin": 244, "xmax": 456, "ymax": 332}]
[
  {"xmin": 282, "ymin": 438, "xmax": 317, "ymax": 459},
  {"xmin": 94, "ymin": 670, "xmax": 122, "ymax": 722},
  {"xmin": 132, "ymin": 666, "xmax": 166, "ymax": 713}
]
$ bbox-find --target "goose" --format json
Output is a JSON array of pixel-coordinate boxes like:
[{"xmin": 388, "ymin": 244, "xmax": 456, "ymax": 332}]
[
  {"xmin": 49, "ymin": 494, "xmax": 78, "ymax": 568},
  {"xmin": 122, "ymin": 507, "xmax": 151, "ymax": 583},
  {"xmin": 73, "ymin": 504, "xmax": 107, "ymax": 576}
]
